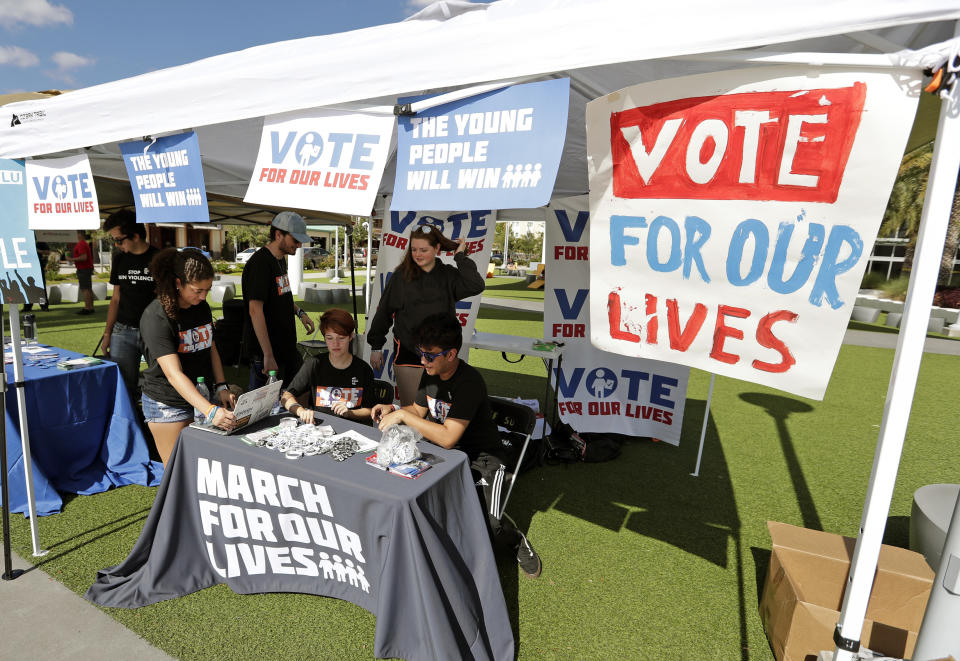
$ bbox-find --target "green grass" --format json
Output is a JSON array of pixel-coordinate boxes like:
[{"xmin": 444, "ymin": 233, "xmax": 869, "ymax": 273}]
[{"xmin": 7, "ymin": 293, "xmax": 960, "ymax": 660}]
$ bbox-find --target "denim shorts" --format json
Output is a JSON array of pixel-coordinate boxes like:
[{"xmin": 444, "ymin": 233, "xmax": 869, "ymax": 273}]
[{"xmin": 141, "ymin": 392, "xmax": 193, "ymax": 423}]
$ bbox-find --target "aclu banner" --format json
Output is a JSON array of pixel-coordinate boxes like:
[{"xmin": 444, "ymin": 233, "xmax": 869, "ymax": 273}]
[
  {"xmin": 26, "ymin": 153, "xmax": 100, "ymax": 230},
  {"xmin": 0, "ymin": 159, "xmax": 46, "ymax": 304},
  {"xmin": 586, "ymin": 67, "xmax": 920, "ymax": 400},
  {"xmin": 245, "ymin": 108, "xmax": 394, "ymax": 216},
  {"xmin": 363, "ymin": 201, "xmax": 496, "ymax": 384},
  {"xmin": 546, "ymin": 196, "xmax": 688, "ymax": 443},
  {"xmin": 391, "ymin": 78, "xmax": 569, "ymax": 211},
  {"xmin": 120, "ymin": 131, "xmax": 209, "ymax": 223}
]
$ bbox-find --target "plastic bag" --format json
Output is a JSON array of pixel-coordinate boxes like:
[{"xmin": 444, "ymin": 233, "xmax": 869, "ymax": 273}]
[{"xmin": 377, "ymin": 424, "xmax": 423, "ymax": 467}]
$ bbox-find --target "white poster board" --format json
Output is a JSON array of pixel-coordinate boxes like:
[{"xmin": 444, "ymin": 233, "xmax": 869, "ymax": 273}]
[
  {"xmin": 586, "ymin": 67, "xmax": 919, "ymax": 400},
  {"xmin": 245, "ymin": 108, "xmax": 394, "ymax": 216},
  {"xmin": 545, "ymin": 195, "xmax": 689, "ymax": 443},
  {"xmin": 26, "ymin": 154, "xmax": 100, "ymax": 230}
]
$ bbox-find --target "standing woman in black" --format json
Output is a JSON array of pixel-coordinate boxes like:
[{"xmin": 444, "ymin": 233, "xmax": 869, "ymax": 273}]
[
  {"xmin": 139, "ymin": 248, "xmax": 236, "ymax": 465},
  {"xmin": 367, "ymin": 224, "xmax": 485, "ymax": 406}
]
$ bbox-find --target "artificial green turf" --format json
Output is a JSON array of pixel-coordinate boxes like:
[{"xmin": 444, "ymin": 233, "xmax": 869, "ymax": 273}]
[{"xmin": 5, "ymin": 290, "xmax": 959, "ymax": 660}]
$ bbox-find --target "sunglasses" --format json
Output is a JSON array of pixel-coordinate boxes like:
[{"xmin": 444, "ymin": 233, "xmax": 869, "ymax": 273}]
[{"xmin": 415, "ymin": 347, "xmax": 452, "ymax": 362}]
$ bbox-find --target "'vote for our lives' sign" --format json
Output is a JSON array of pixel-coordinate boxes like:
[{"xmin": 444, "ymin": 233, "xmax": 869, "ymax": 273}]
[
  {"xmin": 546, "ymin": 196, "xmax": 688, "ymax": 443},
  {"xmin": 391, "ymin": 78, "xmax": 569, "ymax": 211},
  {"xmin": 26, "ymin": 153, "xmax": 100, "ymax": 230},
  {"xmin": 120, "ymin": 131, "xmax": 209, "ymax": 223},
  {"xmin": 0, "ymin": 159, "xmax": 46, "ymax": 304},
  {"xmin": 245, "ymin": 108, "xmax": 394, "ymax": 216},
  {"xmin": 586, "ymin": 67, "xmax": 920, "ymax": 400}
]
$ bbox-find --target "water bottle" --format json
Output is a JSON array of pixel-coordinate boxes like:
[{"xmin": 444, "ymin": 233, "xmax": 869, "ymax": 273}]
[
  {"xmin": 195, "ymin": 377, "xmax": 211, "ymax": 424},
  {"xmin": 22, "ymin": 314, "xmax": 36, "ymax": 344},
  {"xmin": 267, "ymin": 370, "xmax": 282, "ymax": 415}
]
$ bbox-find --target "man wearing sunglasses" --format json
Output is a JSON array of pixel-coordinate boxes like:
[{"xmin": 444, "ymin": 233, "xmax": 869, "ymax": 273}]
[
  {"xmin": 372, "ymin": 313, "xmax": 542, "ymax": 578},
  {"xmin": 103, "ymin": 209, "xmax": 158, "ymax": 400}
]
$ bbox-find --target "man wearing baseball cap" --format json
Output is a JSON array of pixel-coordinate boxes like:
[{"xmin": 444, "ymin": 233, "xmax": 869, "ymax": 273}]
[{"xmin": 241, "ymin": 211, "xmax": 316, "ymax": 390}]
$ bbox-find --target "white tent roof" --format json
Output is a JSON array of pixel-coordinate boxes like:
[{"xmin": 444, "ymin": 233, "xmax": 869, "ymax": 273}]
[{"xmin": 1, "ymin": 0, "xmax": 958, "ymax": 207}]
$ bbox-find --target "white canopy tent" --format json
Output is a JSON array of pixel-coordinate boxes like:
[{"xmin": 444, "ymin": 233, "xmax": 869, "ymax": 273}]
[{"xmin": 2, "ymin": 1, "xmax": 960, "ymax": 658}]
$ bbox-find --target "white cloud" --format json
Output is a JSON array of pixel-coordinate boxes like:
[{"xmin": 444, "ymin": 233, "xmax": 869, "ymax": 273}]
[
  {"xmin": 406, "ymin": 0, "xmax": 437, "ymax": 9},
  {"xmin": 0, "ymin": 45, "xmax": 39, "ymax": 67},
  {"xmin": 0, "ymin": 0, "xmax": 73, "ymax": 29},
  {"xmin": 51, "ymin": 50, "xmax": 92, "ymax": 70}
]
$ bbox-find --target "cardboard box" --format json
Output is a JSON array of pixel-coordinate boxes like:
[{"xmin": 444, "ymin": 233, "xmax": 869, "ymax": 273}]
[{"xmin": 760, "ymin": 521, "xmax": 934, "ymax": 661}]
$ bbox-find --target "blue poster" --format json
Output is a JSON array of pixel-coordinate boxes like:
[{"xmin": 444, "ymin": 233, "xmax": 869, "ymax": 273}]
[
  {"xmin": 391, "ymin": 78, "xmax": 569, "ymax": 211},
  {"xmin": 120, "ymin": 131, "xmax": 210, "ymax": 223},
  {"xmin": 0, "ymin": 159, "xmax": 46, "ymax": 304}
]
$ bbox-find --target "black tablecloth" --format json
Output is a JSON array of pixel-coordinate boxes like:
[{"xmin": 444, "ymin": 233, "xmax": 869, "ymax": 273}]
[{"xmin": 84, "ymin": 417, "xmax": 514, "ymax": 661}]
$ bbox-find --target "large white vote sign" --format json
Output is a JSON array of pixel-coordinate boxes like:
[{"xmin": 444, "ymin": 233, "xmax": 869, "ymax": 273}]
[
  {"xmin": 546, "ymin": 196, "xmax": 689, "ymax": 443},
  {"xmin": 363, "ymin": 202, "xmax": 496, "ymax": 384},
  {"xmin": 586, "ymin": 67, "xmax": 920, "ymax": 400}
]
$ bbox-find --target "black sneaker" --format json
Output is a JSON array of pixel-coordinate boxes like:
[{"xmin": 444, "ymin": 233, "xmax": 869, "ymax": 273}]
[
  {"xmin": 516, "ymin": 533, "xmax": 541, "ymax": 578},
  {"xmin": 75, "ymin": 308, "xmax": 94, "ymax": 315}
]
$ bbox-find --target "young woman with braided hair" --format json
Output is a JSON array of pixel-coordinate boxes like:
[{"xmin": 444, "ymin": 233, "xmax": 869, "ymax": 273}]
[
  {"xmin": 367, "ymin": 224, "xmax": 485, "ymax": 406},
  {"xmin": 139, "ymin": 248, "xmax": 236, "ymax": 464}
]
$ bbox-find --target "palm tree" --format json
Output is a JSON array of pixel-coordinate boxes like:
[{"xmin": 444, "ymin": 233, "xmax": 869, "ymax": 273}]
[{"xmin": 879, "ymin": 141, "xmax": 960, "ymax": 285}]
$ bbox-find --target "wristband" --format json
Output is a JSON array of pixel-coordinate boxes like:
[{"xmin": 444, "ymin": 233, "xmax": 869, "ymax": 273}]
[
  {"xmin": 296, "ymin": 308, "xmax": 306, "ymax": 318},
  {"xmin": 205, "ymin": 404, "xmax": 218, "ymax": 424},
  {"xmin": 215, "ymin": 383, "xmax": 229, "ymax": 394},
  {"xmin": 392, "ymin": 403, "xmax": 400, "ymax": 412}
]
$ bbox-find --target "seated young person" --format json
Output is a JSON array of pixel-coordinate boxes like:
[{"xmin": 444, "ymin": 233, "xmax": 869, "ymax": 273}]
[
  {"xmin": 279, "ymin": 308, "xmax": 375, "ymax": 424},
  {"xmin": 371, "ymin": 313, "xmax": 542, "ymax": 578}
]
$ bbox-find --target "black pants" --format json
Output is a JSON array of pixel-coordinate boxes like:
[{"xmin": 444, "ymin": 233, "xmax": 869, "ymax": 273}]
[{"xmin": 470, "ymin": 453, "xmax": 523, "ymax": 550}]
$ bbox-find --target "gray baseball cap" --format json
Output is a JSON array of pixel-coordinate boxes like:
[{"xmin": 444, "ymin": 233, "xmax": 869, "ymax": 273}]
[{"xmin": 271, "ymin": 211, "xmax": 312, "ymax": 244}]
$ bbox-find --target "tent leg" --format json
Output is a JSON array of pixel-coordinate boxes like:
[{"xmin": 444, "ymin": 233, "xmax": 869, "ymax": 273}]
[
  {"xmin": 348, "ymin": 231, "xmax": 358, "ymax": 326},
  {"xmin": 0, "ymin": 305, "xmax": 22, "ymax": 581},
  {"xmin": 834, "ymin": 24, "xmax": 960, "ymax": 661},
  {"xmin": 8, "ymin": 306, "xmax": 46, "ymax": 557},
  {"xmin": 691, "ymin": 373, "xmax": 714, "ymax": 477}
]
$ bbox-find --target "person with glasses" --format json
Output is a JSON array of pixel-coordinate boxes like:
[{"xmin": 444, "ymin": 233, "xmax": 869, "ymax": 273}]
[
  {"xmin": 139, "ymin": 248, "xmax": 236, "ymax": 465},
  {"xmin": 367, "ymin": 224, "xmax": 484, "ymax": 406},
  {"xmin": 242, "ymin": 211, "xmax": 316, "ymax": 390},
  {"xmin": 102, "ymin": 209, "xmax": 158, "ymax": 400},
  {"xmin": 371, "ymin": 313, "xmax": 542, "ymax": 579},
  {"xmin": 279, "ymin": 308, "xmax": 375, "ymax": 424}
]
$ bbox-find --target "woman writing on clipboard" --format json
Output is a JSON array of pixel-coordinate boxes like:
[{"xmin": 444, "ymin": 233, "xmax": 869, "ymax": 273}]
[
  {"xmin": 139, "ymin": 248, "xmax": 236, "ymax": 465},
  {"xmin": 367, "ymin": 224, "xmax": 485, "ymax": 406}
]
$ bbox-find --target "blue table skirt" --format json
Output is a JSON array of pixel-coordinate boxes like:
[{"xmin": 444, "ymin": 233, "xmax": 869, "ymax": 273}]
[{"xmin": 2, "ymin": 345, "xmax": 163, "ymax": 516}]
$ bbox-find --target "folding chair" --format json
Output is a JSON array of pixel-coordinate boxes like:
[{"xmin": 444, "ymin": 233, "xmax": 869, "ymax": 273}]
[
  {"xmin": 489, "ymin": 396, "xmax": 538, "ymax": 519},
  {"xmin": 373, "ymin": 379, "xmax": 396, "ymax": 406}
]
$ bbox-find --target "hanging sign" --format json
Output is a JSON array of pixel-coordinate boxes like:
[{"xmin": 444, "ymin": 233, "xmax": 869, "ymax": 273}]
[
  {"xmin": 0, "ymin": 159, "xmax": 46, "ymax": 304},
  {"xmin": 26, "ymin": 153, "xmax": 100, "ymax": 230},
  {"xmin": 391, "ymin": 78, "xmax": 569, "ymax": 211},
  {"xmin": 545, "ymin": 196, "xmax": 689, "ymax": 443},
  {"xmin": 586, "ymin": 67, "xmax": 920, "ymax": 400},
  {"xmin": 245, "ymin": 108, "xmax": 394, "ymax": 216},
  {"xmin": 120, "ymin": 131, "xmax": 209, "ymax": 223}
]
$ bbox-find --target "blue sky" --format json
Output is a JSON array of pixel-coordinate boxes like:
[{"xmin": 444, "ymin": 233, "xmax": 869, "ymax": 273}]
[{"xmin": 0, "ymin": 0, "xmax": 447, "ymax": 94}]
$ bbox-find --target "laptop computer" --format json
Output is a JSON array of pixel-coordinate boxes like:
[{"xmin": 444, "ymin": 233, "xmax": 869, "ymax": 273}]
[{"xmin": 189, "ymin": 379, "xmax": 284, "ymax": 435}]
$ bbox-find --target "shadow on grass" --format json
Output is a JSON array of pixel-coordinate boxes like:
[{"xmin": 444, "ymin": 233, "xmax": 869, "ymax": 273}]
[
  {"xmin": 498, "ymin": 396, "xmax": 749, "ymax": 660},
  {"xmin": 740, "ymin": 393, "xmax": 819, "ymax": 531}
]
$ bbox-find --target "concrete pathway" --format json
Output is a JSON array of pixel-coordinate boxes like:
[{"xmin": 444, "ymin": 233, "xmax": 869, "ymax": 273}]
[{"xmin": 2, "ymin": 549, "xmax": 173, "ymax": 660}]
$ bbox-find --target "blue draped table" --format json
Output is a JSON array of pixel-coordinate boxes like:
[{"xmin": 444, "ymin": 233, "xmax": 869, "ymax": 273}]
[{"xmin": 2, "ymin": 344, "xmax": 163, "ymax": 516}]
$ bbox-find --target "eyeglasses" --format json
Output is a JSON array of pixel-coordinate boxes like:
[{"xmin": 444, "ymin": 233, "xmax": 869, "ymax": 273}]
[
  {"xmin": 415, "ymin": 347, "xmax": 451, "ymax": 362},
  {"xmin": 112, "ymin": 235, "xmax": 131, "ymax": 245}
]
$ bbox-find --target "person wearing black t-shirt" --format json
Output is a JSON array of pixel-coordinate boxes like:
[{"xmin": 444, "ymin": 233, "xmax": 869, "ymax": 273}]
[
  {"xmin": 140, "ymin": 249, "xmax": 236, "ymax": 465},
  {"xmin": 242, "ymin": 211, "xmax": 316, "ymax": 390},
  {"xmin": 372, "ymin": 314, "xmax": 542, "ymax": 579},
  {"xmin": 102, "ymin": 209, "xmax": 158, "ymax": 399},
  {"xmin": 280, "ymin": 308, "xmax": 375, "ymax": 424}
]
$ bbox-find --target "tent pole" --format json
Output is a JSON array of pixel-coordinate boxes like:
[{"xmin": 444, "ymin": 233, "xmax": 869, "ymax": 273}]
[
  {"xmin": 7, "ymin": 305, "xmax": 45, "ymax": 557},
  {"xmin": 0, "ymin": 303, "xmax": 21, "ymax": 581},
  {"xmin": 348, "ymin": 230, "xmax": 358, "ymax": 326},
  {"xmin": 690, "ymin": 373, "xmax": 714, "ymax": 477},
  {"xmin": 833, "ymin": 25, "xmax": 960, "ymax": 660}
]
